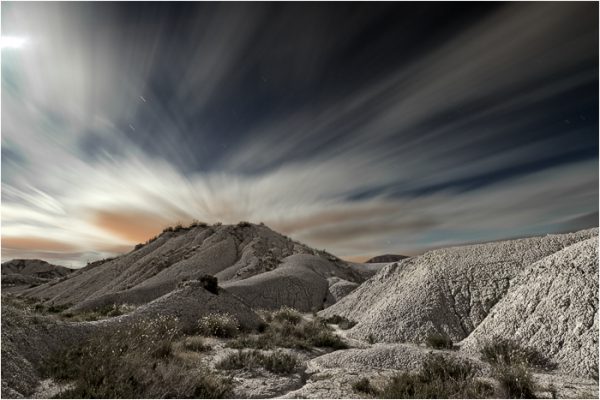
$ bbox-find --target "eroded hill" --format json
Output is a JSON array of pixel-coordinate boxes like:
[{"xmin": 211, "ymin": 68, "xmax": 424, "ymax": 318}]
[{"xmin": 22, "ymin": 222, "xmax": 366, "ymax": 313}]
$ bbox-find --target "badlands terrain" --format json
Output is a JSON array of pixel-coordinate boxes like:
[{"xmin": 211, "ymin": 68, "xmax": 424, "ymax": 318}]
[{"xmin": 1, "ymin": 222, "xmax": 598, "ymax": 398}]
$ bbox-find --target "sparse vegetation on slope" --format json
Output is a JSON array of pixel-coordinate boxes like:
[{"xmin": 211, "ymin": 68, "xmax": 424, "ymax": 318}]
[
  {"xmin": 181, "ymin": 336, "xmax": 212, "ymax": 352},
  {"xmin": 227, "ymin": 308, "xmax": 348, "ymax": 351},
  {"xmin": 377, "ymin": 354, "xmax": 494, "ymax": 399},
  {"xmin": 198, "ymin": 313, "xmax": 240, "ymax": 338},
  {"xmin": 494, "ymin": 364, "xmax": 536, "ymax": 399},
  {"xmin": 40, "ymin": 315, "xmax": 232, "ymax": 398},
  {"xmin": 477, "ymin": 337, "xmax": 546, "ymax": 399},
  {"xmin": 479, "ymin": 337, "xmax": 554, "ymax": 370},
  {"xmin": 62, "ymin": 303, "xmax": 137, "ymax": 322},
  {"xmin": 0, "ymin": 295, "xmax": 136, "ymax": 322},
  {"xmin": 272, "ymin": 306, "xmax": 303, "ymax": 325},
  {"xmin": 216, "ymin": 349, "xmax": 298, "ymax": 374}
]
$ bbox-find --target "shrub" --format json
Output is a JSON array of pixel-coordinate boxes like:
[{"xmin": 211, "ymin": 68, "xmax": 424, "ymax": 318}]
[
  {"xmin": 238, "ymin": 221, "xmax": 252, "ymax": 227},
  {"xmin": 40, "ymin": 316, "xmax": 229, "ymax": 398},
  {"xmin": 425, "ymin": 332, "xmax": 454, "ymax": 349},
  {"xmin": 200, "ymin": 275, "xmax": 219, "ymax": 295},
  {"xmin": 151, "ymin": 340, "xmax": 173, "ymax": 359},
  {"xmin": 198, "ymin": 313, "xmax": 239, "ymax": 338},
  {"xmin": 134, "ymin": 243, "xmax": 144, "ymax": 250},
  {"xmin": 379, "ymin": 354, "xmax": 495, "ymax": 399},
  {"xmin": 46, "ymin": 304, "xmax": 70, "ymax": 314},
  {"xmin": 367, "ymin": 334, "xmax": 376, "ymax": 344},
  {"xmin": 190, "ymin": 220, "xmax": 208, "ymax": 228},
  {"xmin": 173, "ymin": 223, "xmax": 185, "ymax": 232},
  {"xmin": 216, "ymin": 350, "xmax": 297, "ymax": 374},
  {"xmin": 226, "ymin": 314, "xmax": 347, "ymax": 351},
  {"xmin": 272, "ymin": 306, "xmax": 302, "ymax": 325},
  {"xmin": 322, "ymin": 315, "xmax": 357, "ymax": 330},
  {"xmin": 480, "ymin": 337, "xmax": 553, "ymax": 369},
  {"xmin": 227, "ymin": 335, "xmax": 271, "ymax": 350},
  {"xmin": 307, "ymin": 328, "xmax": 348, "ymax": 350},
  {"xmin": 353, "ymin": 377, "xmax": 378, "ymax": 396},
  {"xmin": 495, "ymin": 364, "xmax": 536, "ymax": 399},
  {"xmin": 183, "ymin": 336, "xmax": 212, "ymax": 352}
]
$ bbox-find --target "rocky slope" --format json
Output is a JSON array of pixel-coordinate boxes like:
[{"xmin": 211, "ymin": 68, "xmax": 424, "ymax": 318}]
[
  {"xmin": 319, "ymin": 228, "xmax": 598, "ymax": 346},
  {"xmin": 2, "ymin": 226, "xmax": 598, "ymax": 398},
  {"xmin": 1, "ymin": 259, "xmax": 73, "ymax": 278},
  {"xmin": 21, "ymin": 223, "xmax": 365, "ymax": 312},
  {"xmin": 222, "ymin": 254, "xmax": 361, "ymax": 311},
  {"xmin": 461, "ymin": 237, "xmax": 598, "ymax": 377}
]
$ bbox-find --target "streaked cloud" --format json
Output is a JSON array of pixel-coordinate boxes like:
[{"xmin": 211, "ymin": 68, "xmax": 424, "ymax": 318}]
[{"xmin": 1, "ymin": 2, "xmax": 597, "ymax": 266}]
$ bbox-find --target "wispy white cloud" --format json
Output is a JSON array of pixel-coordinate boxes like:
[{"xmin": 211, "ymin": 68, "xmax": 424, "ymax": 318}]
[{"xmin": 1, "ymin": 2, "xmax": 597, "ymax": 266}]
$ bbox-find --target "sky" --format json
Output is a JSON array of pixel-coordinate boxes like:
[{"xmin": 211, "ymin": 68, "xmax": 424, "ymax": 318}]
[{"xmin": 1, "ymin": 2, "xmax": 598, "ymax": 267}]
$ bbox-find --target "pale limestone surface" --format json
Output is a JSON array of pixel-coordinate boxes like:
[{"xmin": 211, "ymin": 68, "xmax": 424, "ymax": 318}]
[
  {"xmin": 461, "ymin": 237, "xmax": 599, "ymax": 377},
  {"xmin": 320, "ymin": 228, "xmax": 598, "ymax": 345}
]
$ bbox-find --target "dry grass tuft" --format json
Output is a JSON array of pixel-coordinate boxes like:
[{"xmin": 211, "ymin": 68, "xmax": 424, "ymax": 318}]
[
  {"xmin": 377, "ymin": 354, "xmax": 495, "ymax": 399},
  {"xmin": 227, "ymin": 308, "xmax": 347, "ymax": 351},
  {"xmin": 216, "ymin": 349, "xmax": 298, "ymax": 374},
  {"xmin": 198, "ymin": 313, "xmax": 239, "ymax": 338}
]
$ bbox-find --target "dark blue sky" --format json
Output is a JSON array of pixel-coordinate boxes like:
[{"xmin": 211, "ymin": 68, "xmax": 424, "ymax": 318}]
[{"xmin": 2, "ymin": 2, "xmax": 598, "ymax": 266}]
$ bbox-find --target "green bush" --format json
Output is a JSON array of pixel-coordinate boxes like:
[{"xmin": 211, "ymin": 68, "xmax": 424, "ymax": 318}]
[
  {"xmin": 216, "ymin": 350, "xmax": 297, "ymax": 374},
  {"xmin": 198, "ymin": 313, "xmax": 239, "ymax": 338},
  {"xmin": 425, "ymin": 333, "xmax": 454, "ymax": 349},
  {"xmin": 379, "ymin": 354, "xmax": 494, "ymax": 399}
]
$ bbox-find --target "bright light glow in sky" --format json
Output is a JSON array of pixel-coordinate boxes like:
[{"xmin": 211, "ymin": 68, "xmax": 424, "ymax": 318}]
[
  {"xmin": 1, "ymin": 2, "xmax": 598, "ymax": 267},
  {"xmin": 1, "ymin": 36, "xmax": 27, "ymax": 49}
]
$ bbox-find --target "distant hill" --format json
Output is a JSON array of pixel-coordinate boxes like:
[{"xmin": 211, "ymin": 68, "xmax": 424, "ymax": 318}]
[
  {"xmin": 1, "ymin": 259, "xmax": 74, "ymax": 293},
  {"xmin": 1, "ymin": 259, "xmax": 73, "ymax": 278},
  {"xmin": 364, "ymin": 254, "xmax": 409, "ymax": 263}
]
